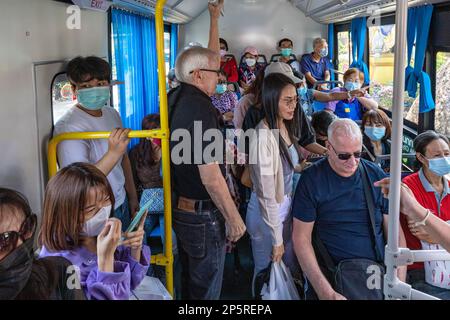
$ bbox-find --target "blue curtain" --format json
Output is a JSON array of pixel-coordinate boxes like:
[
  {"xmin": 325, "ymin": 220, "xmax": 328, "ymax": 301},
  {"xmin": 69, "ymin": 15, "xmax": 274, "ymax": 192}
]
[
  {"xmin": 112, "ymin": 9, "xmax": 159, "ymax": 148},
  {"xmin": 328, "ymin": 24, "xmax": 335, "ymax": 82},
  {"xmin": 405, "ymin": 5, "xmax": 435, "ymax": 113},
  {"xmin": 170, "ymin": 24, "xmax": 179, "ymax": 69},
  {"xmin": 350, "ymin": 17, "xmax": 370, "ymax": 85}
]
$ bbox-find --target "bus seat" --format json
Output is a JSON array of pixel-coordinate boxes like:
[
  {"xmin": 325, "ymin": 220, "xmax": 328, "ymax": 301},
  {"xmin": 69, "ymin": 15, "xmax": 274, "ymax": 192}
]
[
  {"xmin": 270, "ymin": 53, "xmax": 298, "ymax": 63},
  {"xmin": 374, "ymin": 153, "xmax": 417, "ymax": 175},
  {"xmin": 239, "ymin": 54, "xmax": 267, "ymax": 67},
  {"xmin": 257, "ymin": 54, "xmax": 267, "ymax": 66},
  {"xmin": 150, "ymin": 225, "xmax": 161, "ymax": 238}
]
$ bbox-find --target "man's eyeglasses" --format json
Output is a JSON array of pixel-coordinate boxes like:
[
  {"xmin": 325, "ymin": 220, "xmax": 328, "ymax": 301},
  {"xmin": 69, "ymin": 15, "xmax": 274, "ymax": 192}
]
[
  {"xmin": 0, "ymin": 214, "xmax": 37, "ymax": 254},
  {"xmin": 329, "ymin": 143, "xmax": 363, "ymax": 161},
  {"xmin": 189, "ymin": 69, "xmax": 222, "ymax": 77}
]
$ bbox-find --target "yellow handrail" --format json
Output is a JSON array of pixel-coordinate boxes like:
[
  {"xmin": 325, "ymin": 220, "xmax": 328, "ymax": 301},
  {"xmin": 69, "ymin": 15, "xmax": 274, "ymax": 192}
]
[
  {"xmin": 47, "ymin": 130, "xmax": 165, "ymax": 177},
  {"xmin": 155, "ymin": 0, "xmax": 173, "ymax": 298},
  {"xmin": 46, "ymin": 0, "xmax": 174, "ymax": 298}
]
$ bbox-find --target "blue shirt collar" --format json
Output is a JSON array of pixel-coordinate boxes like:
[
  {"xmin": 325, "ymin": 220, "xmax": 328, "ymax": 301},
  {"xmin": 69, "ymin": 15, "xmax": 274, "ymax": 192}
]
[{"xmin": 419, "ymin": 168, "xmax": 450, "ymax": 197}]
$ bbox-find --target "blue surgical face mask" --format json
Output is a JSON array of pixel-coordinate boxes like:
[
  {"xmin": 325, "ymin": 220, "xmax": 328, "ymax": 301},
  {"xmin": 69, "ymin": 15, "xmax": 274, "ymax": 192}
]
[
  {"xmin": 364, "ymin": 126, "xmax": 386, "ymax": 142},
  {"xmin": 319, "ymin": 47, "xmax": 328, "ymax": 58},
  {"xmin": 77, "ymin": 86, "xmax": 110, "ymax": 110},
  {"xmin": 281, "ymin": 48, "xmax": 292, "ymax": 57},
  {"xmin": 216, "ymin": 83, "xmax": 227, "ymax": 94},
  {"xmin": 297, "ymin": 87, "xmax": 308, "ymax": 100},
  {"xmin": 344, "ymin": 81, "xmax": 361, "ymax": 92},
  {"xmin": 427, "ymin": 156, "xmax": 450, "ymax": 177}
]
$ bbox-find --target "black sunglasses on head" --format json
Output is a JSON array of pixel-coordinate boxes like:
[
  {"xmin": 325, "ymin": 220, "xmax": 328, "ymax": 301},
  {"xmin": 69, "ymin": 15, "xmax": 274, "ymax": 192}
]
[
  {"xmin": 0, "ymin": 214, "xmax": 37, "ymax": 254},
  {"xmin": 329, "ymin": 143, "xmax": 363, "ymax": 161}
]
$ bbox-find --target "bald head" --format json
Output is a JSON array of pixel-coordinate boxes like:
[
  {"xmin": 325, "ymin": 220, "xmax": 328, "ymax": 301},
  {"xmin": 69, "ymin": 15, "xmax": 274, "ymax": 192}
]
[{"xmin": 328, "ymin": 119, "xmax": 362, "ymax": 145}]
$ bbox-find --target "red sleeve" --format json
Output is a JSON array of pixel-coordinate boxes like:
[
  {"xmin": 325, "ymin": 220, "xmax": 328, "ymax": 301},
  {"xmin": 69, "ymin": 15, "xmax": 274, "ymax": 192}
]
[
  {"xmin": 224, "ymin": 59, "xmax": 239, "ymax": 83},
  {"xmin": 400, "ymin": 173, "xmax": 424, "ymax": 270}
]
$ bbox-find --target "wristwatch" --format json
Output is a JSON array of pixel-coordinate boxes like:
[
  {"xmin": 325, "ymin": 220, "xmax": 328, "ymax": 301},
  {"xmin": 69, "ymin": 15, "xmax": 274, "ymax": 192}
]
[{"xmin": 412, "ymin": 209, "xmax": 431, "ymax": 228}]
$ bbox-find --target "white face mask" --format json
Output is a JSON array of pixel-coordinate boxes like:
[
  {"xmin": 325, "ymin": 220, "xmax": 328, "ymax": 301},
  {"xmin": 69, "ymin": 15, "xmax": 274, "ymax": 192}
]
[
  {"xmin": 80, "ymin": 205, "xmax": 112, "ymax": 237},
  {"xmin": 245, "ymin": 58, "xmax": 257, "ymax": 67}
]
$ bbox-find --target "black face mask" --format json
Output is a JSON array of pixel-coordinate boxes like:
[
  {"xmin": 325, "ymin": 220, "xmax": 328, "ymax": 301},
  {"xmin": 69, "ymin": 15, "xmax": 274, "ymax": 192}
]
[{"xmin": 0, "ymin": 236, "xmax": 34, "ymax": 300}]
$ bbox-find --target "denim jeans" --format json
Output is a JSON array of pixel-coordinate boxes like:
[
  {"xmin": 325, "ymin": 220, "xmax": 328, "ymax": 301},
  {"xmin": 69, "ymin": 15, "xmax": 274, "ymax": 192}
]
[
  {"xmin": 246, "ymin": 192, "xmax": 301, "ymax": 297},
  {"xmin": 114, "ymin": 197, "xmax": 131, "ymax": 232},
  {"xmin": 407, "ymin": 269, "xmax": 450, "ymax": 300},
  {"xmin": 173, "ymin": 207, "xmax": 226, "ymax": 300}
]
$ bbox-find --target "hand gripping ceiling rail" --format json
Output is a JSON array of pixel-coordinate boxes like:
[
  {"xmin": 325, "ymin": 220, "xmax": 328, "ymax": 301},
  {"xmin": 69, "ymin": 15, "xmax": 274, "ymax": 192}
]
[
  {"xmin": 47, "ymin": 0, "xmax": 174, "ymax": 298},
  {"xmin": 384, "ymin": 0, "xmax": 450, "ymax": 300}
]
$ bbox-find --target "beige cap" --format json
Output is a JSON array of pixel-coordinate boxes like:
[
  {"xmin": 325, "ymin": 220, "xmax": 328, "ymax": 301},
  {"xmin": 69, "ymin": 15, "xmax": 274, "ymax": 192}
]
[{"xmin": 264, "ymin": 62, "xmax": 302, "ymax": 84}]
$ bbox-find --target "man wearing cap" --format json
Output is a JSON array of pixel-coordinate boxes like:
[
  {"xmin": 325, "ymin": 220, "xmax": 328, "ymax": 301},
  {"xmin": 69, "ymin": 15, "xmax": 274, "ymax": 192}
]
[{"xmin": 238, "ymin": 46, "xmax": 264, "ymax": 91}]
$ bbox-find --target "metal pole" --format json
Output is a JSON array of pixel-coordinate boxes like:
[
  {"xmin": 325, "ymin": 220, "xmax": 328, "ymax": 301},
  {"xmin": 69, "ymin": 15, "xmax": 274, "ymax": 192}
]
[
  {"xmin": 155, "ymin": 0, "xmax": 174, "ymax": 298},
  {"xmin": 385, "ymin": 0, "xmax": 408, "ymax": 284}
]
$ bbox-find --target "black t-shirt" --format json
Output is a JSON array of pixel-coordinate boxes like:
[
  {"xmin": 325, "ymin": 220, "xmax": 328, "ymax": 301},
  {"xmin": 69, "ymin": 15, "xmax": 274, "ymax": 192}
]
[
  {"xmin": 169, "ymin": 83, "xmax": 225, "ymax": 200},
  {"xmin": 241, "ymin": 103, "xmax": 316, "ymax": 147}
]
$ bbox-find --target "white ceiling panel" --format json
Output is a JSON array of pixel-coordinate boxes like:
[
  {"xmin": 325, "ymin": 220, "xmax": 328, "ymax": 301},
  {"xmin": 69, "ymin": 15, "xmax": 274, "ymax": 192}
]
[{"xmin": 113, "ymin": 0, "xmax": 450, "ymax": 24}]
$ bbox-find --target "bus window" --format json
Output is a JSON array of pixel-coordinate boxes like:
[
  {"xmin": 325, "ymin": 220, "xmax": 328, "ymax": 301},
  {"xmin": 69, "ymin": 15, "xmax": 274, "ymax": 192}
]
[
  {"xmin": 52, "ymin": 73, "xmax": 76, "ymax": 125},
  {"xmin": 337, "ymin": 31, "xmax": 351, "ymax": 83},
  {"xmin": 369, "ymin": 24, "xmax": 418, "ymax": 124},
  {"xmin": 110, "ymin": 38, "xmax": 120, "ymax": 113},
  {"xmin": 435, "ymin": 51, "xmax": 450, "ymax": 136},
  {"xmin": 164, "ymin": 30, "xmax": 171, "ymax": 79}
]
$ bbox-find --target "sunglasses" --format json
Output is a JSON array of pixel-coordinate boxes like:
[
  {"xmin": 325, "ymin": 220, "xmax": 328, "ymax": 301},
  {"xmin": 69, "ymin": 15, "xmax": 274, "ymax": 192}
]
[
  {"xmin": 329, "ymin": 143, "xmax": 363, "ymax": 161},
  {"xmin": 0, "ymin": 214, "xmax": 37, "ymax": 254},
  {"xmin": 189, "ymin": 68, "xmax": 222, "ymax": 77}
]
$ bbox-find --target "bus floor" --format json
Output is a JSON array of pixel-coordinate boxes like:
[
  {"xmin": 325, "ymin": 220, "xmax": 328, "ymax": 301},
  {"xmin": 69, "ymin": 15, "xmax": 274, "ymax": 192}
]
[{"xmin": 147, "ymin": 233, "xmax": 254, "ymax": 300}]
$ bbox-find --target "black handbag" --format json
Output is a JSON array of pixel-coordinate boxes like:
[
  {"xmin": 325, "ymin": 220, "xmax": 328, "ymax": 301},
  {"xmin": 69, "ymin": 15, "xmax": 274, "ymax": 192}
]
[{"xmin": 312, "ymin": 163, "xmax": 385, "ymax": 300}]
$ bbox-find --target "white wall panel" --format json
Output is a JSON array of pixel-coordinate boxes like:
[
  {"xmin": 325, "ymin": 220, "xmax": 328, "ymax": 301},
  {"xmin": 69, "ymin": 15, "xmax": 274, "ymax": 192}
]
[
  {"xmin": 0, "ymin": 0, "xmax": 108, "ymax": 214},
  {"xmin": 179, "ymin": 0, "xmax": 327, "ymax": 62}
]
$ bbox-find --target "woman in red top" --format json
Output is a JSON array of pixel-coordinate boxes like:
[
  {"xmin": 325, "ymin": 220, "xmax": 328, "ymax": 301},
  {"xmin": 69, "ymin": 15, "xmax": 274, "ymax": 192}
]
[
  {"xmin": 219, "ymin": 38, "xmax": 238, "ymax": 83},
  {"xmin": 401, "ymin": 130, "xmax": 450, "ymax": 299}
]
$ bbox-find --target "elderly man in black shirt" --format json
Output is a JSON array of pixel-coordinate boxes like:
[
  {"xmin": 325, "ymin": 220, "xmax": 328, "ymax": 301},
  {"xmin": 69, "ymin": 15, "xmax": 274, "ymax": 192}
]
[{"xmin": 168, "ymin": 1, "xmax": 246, "ymax": 300}]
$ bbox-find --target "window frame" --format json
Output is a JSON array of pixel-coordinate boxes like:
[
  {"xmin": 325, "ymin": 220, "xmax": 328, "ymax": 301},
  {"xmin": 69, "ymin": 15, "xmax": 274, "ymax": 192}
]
[
  {"xmin": 50, "ymin": 71, "xmax": 77, "ymax": 128},
  {"xmin": 368, "ymin": 14, "xmax": 420, "ymax": 131},
  {"xmin": 428, "ymin": 3, "xmax": 450, "ymax": 137},
  {"xmin": 333, "ymin": 22, "xmax": 351, "ymax": 77}
]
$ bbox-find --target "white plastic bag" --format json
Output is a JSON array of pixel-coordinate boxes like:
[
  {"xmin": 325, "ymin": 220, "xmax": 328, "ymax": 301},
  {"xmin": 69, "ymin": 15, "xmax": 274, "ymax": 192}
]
[{"xmin": 261, "ymin": 261, "xmax": 300, "ymax": 300}]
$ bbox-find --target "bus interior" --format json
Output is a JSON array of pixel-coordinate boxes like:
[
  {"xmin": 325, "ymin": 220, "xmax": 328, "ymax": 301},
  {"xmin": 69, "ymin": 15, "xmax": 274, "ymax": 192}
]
[{"xmin": 1, "ymin": 0, "xmax": 450, "ymax": 300}]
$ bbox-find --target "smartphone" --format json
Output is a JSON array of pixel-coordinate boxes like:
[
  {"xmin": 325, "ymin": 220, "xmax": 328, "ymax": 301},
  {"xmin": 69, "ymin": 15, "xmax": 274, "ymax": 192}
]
[{"xmin": 123, "ymin": 199, "xmax": 153, "ymax": 236}]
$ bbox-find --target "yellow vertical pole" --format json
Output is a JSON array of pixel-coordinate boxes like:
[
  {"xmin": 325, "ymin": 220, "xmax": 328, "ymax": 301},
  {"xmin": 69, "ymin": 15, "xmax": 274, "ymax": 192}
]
[{"xmin": 155, "ymin": 0, "xmax": 174, "ymax": 298}]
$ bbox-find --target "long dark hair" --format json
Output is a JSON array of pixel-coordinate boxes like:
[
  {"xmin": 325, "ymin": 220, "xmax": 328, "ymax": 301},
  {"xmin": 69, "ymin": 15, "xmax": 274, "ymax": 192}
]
[
  {"xmin": 135, "ymin": 114, "xmax": 161, "ymax": 168},
  {"xmin": 262, "ymin": 73, "xmax": 300, "ymax": 167},
  {"xmin": 262, "ymin": 73, "xmax": 300, "ymax": 140}
]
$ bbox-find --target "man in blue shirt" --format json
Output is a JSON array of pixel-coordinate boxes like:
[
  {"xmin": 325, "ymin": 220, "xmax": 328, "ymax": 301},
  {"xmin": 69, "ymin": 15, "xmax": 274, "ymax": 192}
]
[
  {"xmin": 300, "ymin": 38, "xmax": 331, "ymax": 89},
  {"xmin": 292, "ymin": 119, "xmax": 407, "ymax": 300}
]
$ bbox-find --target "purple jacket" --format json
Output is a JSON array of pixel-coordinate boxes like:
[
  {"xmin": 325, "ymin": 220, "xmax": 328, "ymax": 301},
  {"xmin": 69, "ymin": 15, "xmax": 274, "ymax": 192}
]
[{"xmin": 39, "ymin": 245, "xmax": 150, "ymax": 300}]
